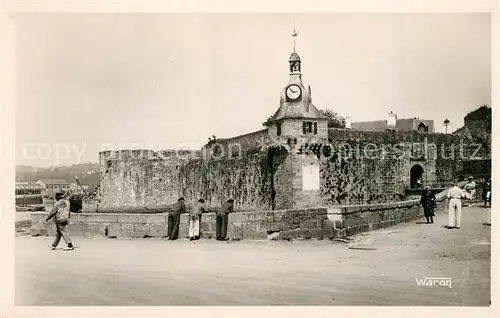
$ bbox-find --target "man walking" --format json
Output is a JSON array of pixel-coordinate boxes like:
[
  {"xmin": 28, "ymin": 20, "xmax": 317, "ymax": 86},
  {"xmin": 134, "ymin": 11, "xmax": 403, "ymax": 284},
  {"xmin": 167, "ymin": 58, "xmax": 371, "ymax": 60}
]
[
  {"xmin": 167, "ymin": 197, "xmax": 185, "ymax": 240},
  {"xmin": 216, "ymin": 199, "xmax": 234, "ymax": 241},
  {"xmin": 46, "ymin": 191, "xmax": 74, "ymax": 251},
  {"xmin": 447, "ymin": 182, "xmax": 465, "ymax": 229},
  {"xmin": 189, "ymin": 199, "xmax": 206, "ymax": 241}
]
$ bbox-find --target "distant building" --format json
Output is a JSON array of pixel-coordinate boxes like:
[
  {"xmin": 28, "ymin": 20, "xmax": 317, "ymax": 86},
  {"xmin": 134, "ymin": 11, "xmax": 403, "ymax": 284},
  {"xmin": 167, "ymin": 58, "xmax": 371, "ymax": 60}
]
[
  {"xmin": 351, "ymin": 116, "xmax": 434, "ymax": 133},
  {"xmin": 70, "ymin": 183, "xmax": 90, "ymax": 194},
  {"xmin": 36, "ymin": 179, "xmax": 71, "ymax": 193},
  {"xmin": 15, "ymin": 182, "xmax": 45, "ymax": 195}
]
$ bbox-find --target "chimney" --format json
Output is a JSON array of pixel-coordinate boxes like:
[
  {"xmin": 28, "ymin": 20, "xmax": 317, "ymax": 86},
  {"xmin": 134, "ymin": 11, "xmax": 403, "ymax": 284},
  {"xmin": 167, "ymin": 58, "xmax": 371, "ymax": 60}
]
[
  {"xmin": 387, "ymin": 111, "xmax": 397, "ymax": 130},
  {"xmin": 345, "ymin": 116, "xmax": 351, "ymax": 129}
]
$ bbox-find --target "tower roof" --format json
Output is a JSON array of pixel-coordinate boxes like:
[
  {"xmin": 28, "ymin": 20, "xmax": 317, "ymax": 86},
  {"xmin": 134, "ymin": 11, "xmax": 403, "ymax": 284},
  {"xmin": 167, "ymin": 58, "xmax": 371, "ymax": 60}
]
[
  {"xmin": 289, "ymin": 52, "xmax": 301, "ymax": 62},
  {"xmin": 269, "ymin": 101, "xmax": 326, "ymax": 122}
]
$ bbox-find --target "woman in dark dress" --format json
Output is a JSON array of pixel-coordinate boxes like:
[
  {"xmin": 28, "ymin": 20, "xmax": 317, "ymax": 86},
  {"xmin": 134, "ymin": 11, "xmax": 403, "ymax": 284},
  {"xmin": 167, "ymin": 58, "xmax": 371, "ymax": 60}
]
[{"xmin": 420, "ymin": 186, "xmax": 436, "ymax": 224}]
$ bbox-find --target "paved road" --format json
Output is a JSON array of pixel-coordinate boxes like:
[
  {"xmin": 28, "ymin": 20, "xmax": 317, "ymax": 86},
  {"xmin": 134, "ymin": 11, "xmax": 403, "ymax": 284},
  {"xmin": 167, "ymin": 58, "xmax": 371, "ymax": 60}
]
[{"xmin": 15, "ymin": 206, "xmax": 490, "ymax": 306}]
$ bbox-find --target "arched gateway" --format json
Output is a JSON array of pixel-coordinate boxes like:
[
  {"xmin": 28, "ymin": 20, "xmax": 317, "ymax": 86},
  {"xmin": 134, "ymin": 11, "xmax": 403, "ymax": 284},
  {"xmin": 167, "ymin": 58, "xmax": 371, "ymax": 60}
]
[{"xmin": 410, "ymin": 164, "xmax": 424, "ymax": 188}]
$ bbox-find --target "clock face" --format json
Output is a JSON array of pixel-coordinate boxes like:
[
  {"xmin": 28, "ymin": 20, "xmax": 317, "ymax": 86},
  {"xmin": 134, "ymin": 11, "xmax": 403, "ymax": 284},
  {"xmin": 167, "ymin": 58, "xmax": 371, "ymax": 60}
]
[{"xmin": 286, "ymin": 85, "xmax": 302, "ymax": 100}]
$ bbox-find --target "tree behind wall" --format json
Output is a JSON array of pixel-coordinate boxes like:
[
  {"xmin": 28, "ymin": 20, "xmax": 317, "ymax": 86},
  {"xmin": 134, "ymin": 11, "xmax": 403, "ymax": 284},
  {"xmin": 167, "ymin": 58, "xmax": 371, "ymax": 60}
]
[{"xmin": 319, "ymin": 109, "xmax": 346, "ymax": 128}]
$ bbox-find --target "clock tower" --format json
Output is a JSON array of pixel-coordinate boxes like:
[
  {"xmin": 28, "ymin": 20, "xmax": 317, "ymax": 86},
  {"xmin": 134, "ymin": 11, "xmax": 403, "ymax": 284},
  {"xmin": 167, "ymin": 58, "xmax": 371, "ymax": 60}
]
[
  {"xmin": 265, "ymin": 50, "xmax": 329, "ymax": 150},
  {"xmin": 264, "ymin": 30, "xmax": 329, "ymax": 210}
]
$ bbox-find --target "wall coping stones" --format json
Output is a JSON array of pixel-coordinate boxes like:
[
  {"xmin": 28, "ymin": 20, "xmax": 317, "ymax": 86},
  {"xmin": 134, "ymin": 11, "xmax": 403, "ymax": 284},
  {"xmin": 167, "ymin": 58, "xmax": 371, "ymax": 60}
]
[
  {"xmin": 436, "ymin": 190, "xmax": 448, "ymax": 201},
  {"xmin": 32, "ymin": 189, "xmax": 450, "ymax": 219},
  {"xmin": 321, "ymin": 188, "xmax": 449, "ymax": 215},
  {"xmin": 82, "ymin": 188, "xmax": 452, "ymax": 215}
]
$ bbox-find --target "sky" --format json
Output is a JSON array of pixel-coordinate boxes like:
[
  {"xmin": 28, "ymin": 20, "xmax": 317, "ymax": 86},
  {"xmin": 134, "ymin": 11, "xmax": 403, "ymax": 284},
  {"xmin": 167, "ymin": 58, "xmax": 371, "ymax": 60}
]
[{"xmin": 14, "ymin": 13, "xmax": 491, "ymax": 167}]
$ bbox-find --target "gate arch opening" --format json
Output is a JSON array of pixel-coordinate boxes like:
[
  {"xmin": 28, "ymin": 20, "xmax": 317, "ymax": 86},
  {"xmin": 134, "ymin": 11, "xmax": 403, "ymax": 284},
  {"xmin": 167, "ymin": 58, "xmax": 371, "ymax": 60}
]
[{"xmin": 410, "ymin": 164, "xmax": 424, "ymax": 188}]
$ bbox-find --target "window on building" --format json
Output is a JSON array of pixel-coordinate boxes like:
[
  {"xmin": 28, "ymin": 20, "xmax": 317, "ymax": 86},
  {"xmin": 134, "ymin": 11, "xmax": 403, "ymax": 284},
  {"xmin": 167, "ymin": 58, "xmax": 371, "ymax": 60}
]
[
  {"xmin": 276, "ymin": 123, "xmax": 282, "ymax": 136},
  {"xmin": 313, "ymin": 122, "xmax": 318, "ymax": 135},
  {"xmin": 418, "ymin": 122, "xmax": 428, "ymax": 133},
  {"xmin": 303, "ymin": 121, "xmax": 313, "ymax": 134}
]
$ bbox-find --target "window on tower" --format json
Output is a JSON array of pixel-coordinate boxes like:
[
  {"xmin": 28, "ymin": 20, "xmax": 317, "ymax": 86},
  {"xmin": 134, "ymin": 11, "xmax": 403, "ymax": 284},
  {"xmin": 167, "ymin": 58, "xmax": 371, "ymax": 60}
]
[
  {"xmin": 276, "ymin": 123, "xmax": 282, "ymax": 136},
  {"xmin": 303, "ymin": 122, "xmax": 313, "ymax": 134}
]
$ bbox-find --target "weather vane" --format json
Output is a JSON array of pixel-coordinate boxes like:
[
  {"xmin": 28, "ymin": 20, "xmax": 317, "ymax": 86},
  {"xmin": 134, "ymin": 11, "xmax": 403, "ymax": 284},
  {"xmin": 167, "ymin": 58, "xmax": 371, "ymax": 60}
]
[{"xmin": 292, "ymin": 28, "xmax": 299, "ymax": 52}]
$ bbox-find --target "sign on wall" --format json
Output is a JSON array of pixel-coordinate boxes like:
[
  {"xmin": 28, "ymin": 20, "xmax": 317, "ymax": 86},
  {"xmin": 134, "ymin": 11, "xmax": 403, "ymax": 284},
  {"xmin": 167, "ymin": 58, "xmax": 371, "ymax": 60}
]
[{"xmin": 302, "ymin": 164, "xmax": 320, "ymax": 191}]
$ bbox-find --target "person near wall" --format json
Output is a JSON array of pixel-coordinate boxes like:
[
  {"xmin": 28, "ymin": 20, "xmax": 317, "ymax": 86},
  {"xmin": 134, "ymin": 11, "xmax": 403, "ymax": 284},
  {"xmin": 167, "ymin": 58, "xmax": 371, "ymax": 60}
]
[
  {"xmin": 216, "ymin": 199, "xmax": 234, "ymax": 241},
  {"xmin": 463, "ymin": 176, "xmax": 477, "ymax": 202},
  {"xmin": 167, "ymin": 197, "xmax": 185, "ymax": 240},
  {"xmin": 420, "ymin": 186, "xmax": 436, "ymax": 224},
  {"xmin": 46, "ymin": 191, "xmax": 74, "ymax": 251},
  {"xmin": 482, "ymin": 179, "xmax": 491, "ymax": 208},
  {"xmin": 189, "ymin": 199, "xmax": 206, "ymax": 241},
  {"xmin": 447, "ymin": 182, "xmax": 465, "ymax": 229},
  {"xmin": 416, "ymin": 178, "xmax": 423, "ymax": 188}
]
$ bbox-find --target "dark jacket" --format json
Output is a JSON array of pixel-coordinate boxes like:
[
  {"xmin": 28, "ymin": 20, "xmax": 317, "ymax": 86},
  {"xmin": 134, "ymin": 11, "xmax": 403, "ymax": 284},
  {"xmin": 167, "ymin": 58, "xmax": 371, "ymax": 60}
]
[
  {"xmin": 170, "ymin": 201, "xmax": 185, "ymax": 215},
  {"xmin": 217, "ymin": 202, "xmax": 234, "ymax": 217},
  {"xmin": 420, "ymin": 190, "xmax": 436, "ymax": 208},
  {"xmin": 482, "ymin": 182, "xmax": 491, "ymax": 200}
]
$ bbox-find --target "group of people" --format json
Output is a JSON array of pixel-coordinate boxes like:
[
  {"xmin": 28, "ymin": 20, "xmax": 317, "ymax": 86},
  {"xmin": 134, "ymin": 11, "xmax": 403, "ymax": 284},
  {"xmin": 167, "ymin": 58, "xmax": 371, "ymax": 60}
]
[
  {"xmin": 420, "ymin": 176, "xmax": 492, "ymax": 230},
  {"xmin": 166, "ymin": 197, "xmax": 235, "ymax": 241},
  {"xmin": 461, "ymin": 176, "xmax": 492, "ymax": 208},
  {"xmin": 45, "ymin": 189, "xmax": 235, "ymax": 251}
]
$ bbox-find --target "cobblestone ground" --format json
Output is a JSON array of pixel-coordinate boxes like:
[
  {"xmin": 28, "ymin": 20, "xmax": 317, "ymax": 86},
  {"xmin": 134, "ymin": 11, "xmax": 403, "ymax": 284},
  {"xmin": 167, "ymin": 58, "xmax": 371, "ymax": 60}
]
[{"xmin": 15, "ymin": 206, "xmax": 490, "ymax": 306}]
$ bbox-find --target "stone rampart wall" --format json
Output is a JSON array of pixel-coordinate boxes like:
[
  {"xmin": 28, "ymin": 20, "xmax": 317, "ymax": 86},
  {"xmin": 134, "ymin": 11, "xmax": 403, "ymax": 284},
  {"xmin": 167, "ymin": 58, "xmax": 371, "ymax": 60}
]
[
  {"xmin": 99, "ymin": 150, "xmax": 200, "ymax": 208},
  {"xmin": 179, "ymin": 153, "xmax": 274, "ymax": 211}
]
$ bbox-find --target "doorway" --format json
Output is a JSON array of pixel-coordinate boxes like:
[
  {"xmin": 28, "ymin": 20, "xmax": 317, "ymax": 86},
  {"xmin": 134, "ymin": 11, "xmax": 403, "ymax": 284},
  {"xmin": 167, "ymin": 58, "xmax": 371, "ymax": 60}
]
[{"xmin": 410, "ymin": 164, "xmax": 424, "ymax": 188}]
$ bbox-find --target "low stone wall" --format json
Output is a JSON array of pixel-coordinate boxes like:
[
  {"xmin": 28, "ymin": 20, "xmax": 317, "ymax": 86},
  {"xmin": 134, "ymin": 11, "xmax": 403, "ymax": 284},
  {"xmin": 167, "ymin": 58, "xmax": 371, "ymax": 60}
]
[
  {"xmin": 30, "ymin": 209, "xmax": 330, "ymax": 240},
  {"xmin": 16, "ymin": 194, "xmax": 43, "ymax": 206},
  {"xmin": 30, "ymin": 190, "xmax": 448, "ymax": 240},
  {"xmin": 328, "ymin": 189, "xmax": 448, "ymax": 237},
  {"xmin": 30, "ymin": 213, "xmax": 168, "ymax": 238}
]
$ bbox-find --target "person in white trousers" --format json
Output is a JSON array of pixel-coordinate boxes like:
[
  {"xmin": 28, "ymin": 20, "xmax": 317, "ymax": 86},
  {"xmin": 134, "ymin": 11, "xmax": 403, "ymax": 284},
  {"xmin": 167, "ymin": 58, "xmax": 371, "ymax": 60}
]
[
  {"xmin": 447, "ymin": 182, "xmax": 465, "ymax": 229},
  {"xmin": 189, "ymin": 199, "xmax": 206, "ymax": 240}
]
